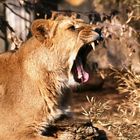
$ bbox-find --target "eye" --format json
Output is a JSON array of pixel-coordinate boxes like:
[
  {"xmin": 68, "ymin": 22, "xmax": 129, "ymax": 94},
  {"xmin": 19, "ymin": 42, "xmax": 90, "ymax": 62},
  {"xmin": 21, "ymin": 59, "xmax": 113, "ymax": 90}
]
[{"xmin": 68, "ymin": 25, "xmax": 76, "ymax": 31}]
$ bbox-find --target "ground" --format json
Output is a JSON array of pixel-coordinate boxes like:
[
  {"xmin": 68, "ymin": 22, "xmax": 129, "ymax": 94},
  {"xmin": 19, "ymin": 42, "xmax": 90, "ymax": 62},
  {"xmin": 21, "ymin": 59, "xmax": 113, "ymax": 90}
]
[{"xmin": 48, "ymin": 74, "xmax": 140, "ymax": 140}]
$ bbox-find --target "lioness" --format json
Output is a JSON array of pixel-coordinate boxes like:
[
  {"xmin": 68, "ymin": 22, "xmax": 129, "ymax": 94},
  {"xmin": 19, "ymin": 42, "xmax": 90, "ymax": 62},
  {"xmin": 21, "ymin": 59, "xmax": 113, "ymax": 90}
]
[{"xmin": 0, "ymin": 16, "xmax": 101, "ymax": 140}]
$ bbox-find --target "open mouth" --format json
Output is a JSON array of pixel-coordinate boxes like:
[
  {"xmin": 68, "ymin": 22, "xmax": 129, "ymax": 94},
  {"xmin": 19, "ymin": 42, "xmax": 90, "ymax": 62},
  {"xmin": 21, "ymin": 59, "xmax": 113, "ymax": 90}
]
[{"xmin": 71, "ymin": 40, "xmax": 99, "ymax": 83}]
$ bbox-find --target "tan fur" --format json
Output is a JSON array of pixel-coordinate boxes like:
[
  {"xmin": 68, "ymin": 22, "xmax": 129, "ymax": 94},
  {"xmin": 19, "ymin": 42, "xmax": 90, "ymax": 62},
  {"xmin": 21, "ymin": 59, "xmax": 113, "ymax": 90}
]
[{"xmin": 0, "ymin": 16, "xmax": 99, "ymax": 140}]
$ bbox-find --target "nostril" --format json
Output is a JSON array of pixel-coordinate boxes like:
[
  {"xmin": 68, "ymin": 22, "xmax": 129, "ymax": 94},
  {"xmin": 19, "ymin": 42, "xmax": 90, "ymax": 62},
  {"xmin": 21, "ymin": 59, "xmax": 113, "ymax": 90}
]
[
  {"xmin": 95, "ymin": 28, "xmax": 101, "ymax": 34},
  {"xmin": 94, "ymin": 28, "xmax": 104, "ymax": 41},
  {"xmin": 98, "ymin": 34, "xmax": 104, "ymax": 41}
]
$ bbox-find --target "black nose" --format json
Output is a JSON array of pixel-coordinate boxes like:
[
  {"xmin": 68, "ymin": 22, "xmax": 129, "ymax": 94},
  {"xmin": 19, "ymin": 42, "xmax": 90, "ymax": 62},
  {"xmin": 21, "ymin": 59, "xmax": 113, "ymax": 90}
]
[{"xmin": 94, "ymin": 28, "xmax": 104, "ymax": 41}]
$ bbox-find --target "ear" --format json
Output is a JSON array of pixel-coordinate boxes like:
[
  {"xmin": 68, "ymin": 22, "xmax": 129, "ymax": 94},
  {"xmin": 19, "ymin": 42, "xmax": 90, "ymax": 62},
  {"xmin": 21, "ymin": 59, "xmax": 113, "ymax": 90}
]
[{"xmin": 31, "ymin": 19, "xmax": 50, "ymax": 42}]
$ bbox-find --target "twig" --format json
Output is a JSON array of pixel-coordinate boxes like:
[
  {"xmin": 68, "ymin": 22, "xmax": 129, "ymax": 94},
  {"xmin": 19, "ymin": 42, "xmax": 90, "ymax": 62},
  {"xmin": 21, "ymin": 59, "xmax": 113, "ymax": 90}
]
[
  {"xmin": 3, "ymin": 3, "xmax": 31, "ymax": 23},
  {"xmin": 0, "ymin": 35, "xmax": 5, "ymax": 40}
]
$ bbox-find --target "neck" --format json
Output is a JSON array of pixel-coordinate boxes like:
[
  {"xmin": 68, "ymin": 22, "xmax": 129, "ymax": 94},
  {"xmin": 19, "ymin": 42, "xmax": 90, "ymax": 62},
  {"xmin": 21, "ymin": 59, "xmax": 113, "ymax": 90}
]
[{"xmin": 18, "ymin": 37, "xmax": 69, "ymax": 86}]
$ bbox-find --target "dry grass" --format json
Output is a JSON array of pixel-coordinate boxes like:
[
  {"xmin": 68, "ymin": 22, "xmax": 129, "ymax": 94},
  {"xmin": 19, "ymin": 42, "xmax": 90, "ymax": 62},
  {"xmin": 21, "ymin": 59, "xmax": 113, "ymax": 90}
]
[
  {"xmin": 82, "ymin": 68, "xmax": 140, "ymax": 139},
  {"xmin": 111, "ymin": 68, "xmax": 140, "ymax": 94},
  {"xmin": 111, "ymin": 68, "xmax": 140, "ymax": 116},
  {"xmin": 110, "ymin": 68, "xmax": 140, "ymax": 139},
  {"xmin": 81, "ymin": 96, "xmax": 111, "ymax": 123}
]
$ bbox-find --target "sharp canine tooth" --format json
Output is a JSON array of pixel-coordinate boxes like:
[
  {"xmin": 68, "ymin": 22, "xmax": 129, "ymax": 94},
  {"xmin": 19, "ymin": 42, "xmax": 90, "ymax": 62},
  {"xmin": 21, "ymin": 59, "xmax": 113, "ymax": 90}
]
[{"xmin": 91, "ymin": 42, "xmax": 95, "ymax": 51}]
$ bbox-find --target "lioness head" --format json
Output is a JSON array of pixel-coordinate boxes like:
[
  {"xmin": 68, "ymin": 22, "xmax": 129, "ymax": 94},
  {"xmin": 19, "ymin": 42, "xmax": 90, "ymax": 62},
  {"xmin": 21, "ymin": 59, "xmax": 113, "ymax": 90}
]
[{"xmin": 31, "ymin": 16, "xmax": 102, "ymax": 85}]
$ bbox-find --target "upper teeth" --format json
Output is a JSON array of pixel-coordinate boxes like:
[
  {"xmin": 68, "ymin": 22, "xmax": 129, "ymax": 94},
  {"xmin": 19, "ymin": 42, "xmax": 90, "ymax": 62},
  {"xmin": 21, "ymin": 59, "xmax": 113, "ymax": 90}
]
[{"xmin": 91, "ymin": 42, "xmax": 95, "ymax": 51}]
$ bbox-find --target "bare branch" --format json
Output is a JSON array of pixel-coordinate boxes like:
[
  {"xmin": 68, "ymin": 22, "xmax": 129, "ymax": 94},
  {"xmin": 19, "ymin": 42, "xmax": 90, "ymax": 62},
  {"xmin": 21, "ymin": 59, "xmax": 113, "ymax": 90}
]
[{"xmin": 3, "ymin": 3, "xmax": 31, "ymax": 23}]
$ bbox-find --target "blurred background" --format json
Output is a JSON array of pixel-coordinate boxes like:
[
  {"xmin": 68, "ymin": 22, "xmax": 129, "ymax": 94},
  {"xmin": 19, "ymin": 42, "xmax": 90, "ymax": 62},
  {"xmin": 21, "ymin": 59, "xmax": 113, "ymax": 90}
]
[{"xmin": 0, "ymin": 0, "xmax": 139, "ymax": 52}]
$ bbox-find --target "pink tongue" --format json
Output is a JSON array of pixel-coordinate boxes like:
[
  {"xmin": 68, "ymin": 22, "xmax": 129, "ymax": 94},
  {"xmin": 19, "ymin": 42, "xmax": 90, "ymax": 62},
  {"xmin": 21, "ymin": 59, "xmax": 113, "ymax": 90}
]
[{"xmin": 76, "ymin": 58, "xmax": 89, "ymax": 83}]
